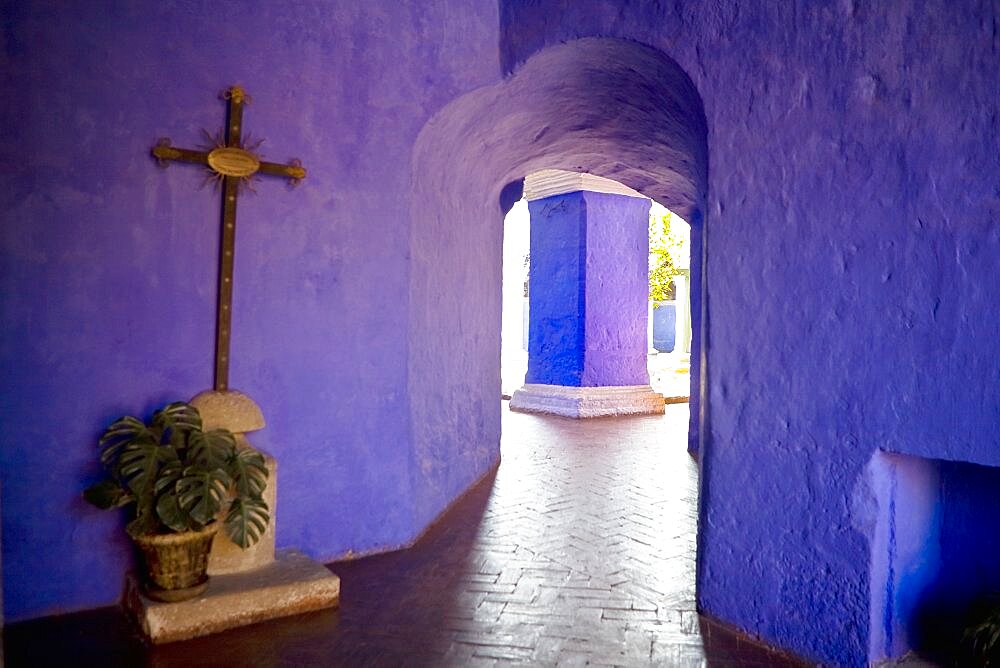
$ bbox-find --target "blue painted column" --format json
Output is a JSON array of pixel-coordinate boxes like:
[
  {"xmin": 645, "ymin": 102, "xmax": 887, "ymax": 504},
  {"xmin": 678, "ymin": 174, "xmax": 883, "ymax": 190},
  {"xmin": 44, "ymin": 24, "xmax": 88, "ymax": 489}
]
[{"xmin": 511, "ymin": 171, "xmax": 664, "ymax": 417}]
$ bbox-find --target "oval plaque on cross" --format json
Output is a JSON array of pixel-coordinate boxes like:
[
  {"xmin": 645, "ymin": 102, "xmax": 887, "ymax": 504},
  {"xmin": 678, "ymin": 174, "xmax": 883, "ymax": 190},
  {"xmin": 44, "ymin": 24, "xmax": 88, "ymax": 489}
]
[{"xmin": 207, "ymin": 146, "xmax": 261, "ymax": 178}]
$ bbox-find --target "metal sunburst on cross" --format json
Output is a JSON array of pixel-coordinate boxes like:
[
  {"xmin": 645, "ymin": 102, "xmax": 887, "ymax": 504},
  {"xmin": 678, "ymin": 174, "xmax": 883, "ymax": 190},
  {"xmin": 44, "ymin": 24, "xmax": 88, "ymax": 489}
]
[{"xmin": 152, "ymin": 86, "xmax": 306, "ymax": 392}]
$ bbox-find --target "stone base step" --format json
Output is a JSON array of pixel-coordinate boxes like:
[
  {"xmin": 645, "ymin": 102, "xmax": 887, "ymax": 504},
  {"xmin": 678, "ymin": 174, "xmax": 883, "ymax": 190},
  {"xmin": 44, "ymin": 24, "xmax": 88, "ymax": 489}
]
[
  {"xmin": 510, "ymin": 384, "xmax": 666, "ymax": 418},
  {"xmin": 125, "ymin": 550, "xmax": 340, "ymax": 644}
]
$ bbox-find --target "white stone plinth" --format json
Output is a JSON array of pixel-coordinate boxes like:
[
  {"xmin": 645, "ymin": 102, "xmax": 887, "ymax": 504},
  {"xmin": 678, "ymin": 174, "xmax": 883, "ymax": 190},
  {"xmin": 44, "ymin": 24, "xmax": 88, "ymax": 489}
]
[
  {"xmin": 125, "ymin": 550, "xmax": 340, "ymax": 644},
  {"xmin": 524, "ymin": 169, "xmax": 647, "ymax": 201},
  {"xmin": 509, "ymin": 384, "xmax": 665, "ymax": 418}
]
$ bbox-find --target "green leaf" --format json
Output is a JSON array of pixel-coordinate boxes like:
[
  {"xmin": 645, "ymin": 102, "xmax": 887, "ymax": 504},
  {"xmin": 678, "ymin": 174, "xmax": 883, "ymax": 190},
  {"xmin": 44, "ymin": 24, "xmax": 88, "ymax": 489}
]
[
  {"xmin": 83, "ymin": 479, "xmax": 133, "ymax": 509},
  {"xmin": 99, "ymin": 416, "xmax": 154, "ymax": 470},
  {"xmin": 152, "ymin": 402, "xmax": 202, "ymax": 445},
  {"xmin": 119, "ymin": 441, "xmax": 178, "ymax": 508},
  {"xmin": 176, "ymin": 466, "xmax": 230, "ymax": 525},
  {"xmin": 224, "ymin": 497, "xmax": 270, "ymax": 549},
  {"xmin": 154, "ymin": 459, "xmax": 183, "ymax": 495},
  {"xmin": 155, "ymin": 488, "xmax": 191, "ymax": 532},
  {"xmin": 228, "ymin": 447, "xmax": 268, "ymax": 498},
  {"xmin": 189, "ymin": 429, "xmax": 235, "ymax": 469}
]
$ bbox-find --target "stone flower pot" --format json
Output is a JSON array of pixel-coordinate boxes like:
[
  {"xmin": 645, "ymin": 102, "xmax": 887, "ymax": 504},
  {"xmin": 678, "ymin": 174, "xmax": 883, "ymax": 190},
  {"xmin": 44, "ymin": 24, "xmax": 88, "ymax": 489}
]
[{"xmin": 130, "ymin": 523, "xmax": 219, "ymax": 602}]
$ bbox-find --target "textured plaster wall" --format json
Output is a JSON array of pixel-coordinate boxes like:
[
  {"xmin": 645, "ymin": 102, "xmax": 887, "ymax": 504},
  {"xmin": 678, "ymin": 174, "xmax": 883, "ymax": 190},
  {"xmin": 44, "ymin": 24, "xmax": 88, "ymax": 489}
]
[
  {"xmin": 0, "ymin": 0, "xmax": 498, "ymax": 622},
  {"xmin": 526, "ymin": 191, "xmax": 650, "ymax": 387},
  {"xmin": 498, "ymin": 2, "xmax": 998, "ymax": 665},
  {"xmin": 2, "ymin": 2, "xmax": 998, "ymax": 665}
]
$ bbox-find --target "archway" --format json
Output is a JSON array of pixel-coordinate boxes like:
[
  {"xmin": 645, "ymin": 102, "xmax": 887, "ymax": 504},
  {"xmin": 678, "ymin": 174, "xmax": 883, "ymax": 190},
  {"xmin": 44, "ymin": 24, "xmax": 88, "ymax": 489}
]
[{"xmin": 407, "ymin": 37, "xmax": 708, "ymax": 530}]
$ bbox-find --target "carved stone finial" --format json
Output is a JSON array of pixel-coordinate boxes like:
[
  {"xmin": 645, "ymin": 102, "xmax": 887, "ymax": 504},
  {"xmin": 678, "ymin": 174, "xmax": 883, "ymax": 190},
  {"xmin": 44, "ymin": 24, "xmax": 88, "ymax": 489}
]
[{"xmin": 190, "ymin": 389, "xmax": 265, "ymax": 433}]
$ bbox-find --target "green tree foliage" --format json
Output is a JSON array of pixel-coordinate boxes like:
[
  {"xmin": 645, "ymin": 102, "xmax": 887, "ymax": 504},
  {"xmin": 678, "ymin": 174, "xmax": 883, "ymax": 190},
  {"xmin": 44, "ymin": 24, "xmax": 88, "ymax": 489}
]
[{"xmin": 649, "ymin": 209, "xmax": 687, "ymax": 302}]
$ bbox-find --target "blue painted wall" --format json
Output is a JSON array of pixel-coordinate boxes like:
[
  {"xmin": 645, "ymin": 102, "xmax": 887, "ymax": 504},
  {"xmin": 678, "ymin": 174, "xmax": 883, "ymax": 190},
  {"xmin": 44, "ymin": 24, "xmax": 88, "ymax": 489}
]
[
  {"xmin": 2, "ymin": 3, "xmax": 998, "ymax": 667},
  {"xmin": 868, "ymin": 453, "xmax": 1000, "ymax": 660},
  {"xmin": 921, "ymin": 460, "xmax": 1000, "ymax": 655},
  {"xmin": 866, "ymin": 453, "xmax": 942, "ymax": 660}
]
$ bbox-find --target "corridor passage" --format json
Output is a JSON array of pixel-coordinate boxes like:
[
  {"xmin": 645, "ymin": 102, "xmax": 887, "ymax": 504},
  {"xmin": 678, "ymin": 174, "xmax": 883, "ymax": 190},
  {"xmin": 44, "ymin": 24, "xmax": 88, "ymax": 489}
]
[{"xmin": 5, "ymin": 405, "xmax": 802, "ymax": 666}]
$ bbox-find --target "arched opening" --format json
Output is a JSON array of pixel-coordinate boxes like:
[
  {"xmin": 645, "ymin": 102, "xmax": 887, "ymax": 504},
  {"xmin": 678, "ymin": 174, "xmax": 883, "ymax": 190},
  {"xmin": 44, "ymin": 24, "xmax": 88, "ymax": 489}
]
[{"xmin": 408, "ymin": 37, "xmax": 709, "ymax": 527}]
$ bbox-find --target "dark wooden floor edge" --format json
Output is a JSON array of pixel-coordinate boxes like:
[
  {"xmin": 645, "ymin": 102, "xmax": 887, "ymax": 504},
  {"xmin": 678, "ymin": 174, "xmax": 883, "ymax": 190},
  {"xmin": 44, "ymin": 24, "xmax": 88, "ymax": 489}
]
[
  {"xmin": 325, "ymin": 455, "xmax": 502, "ymax": 565},
  {"xmin": 698, "ymin": 613, "xmax": 816, "ymax": 666}
]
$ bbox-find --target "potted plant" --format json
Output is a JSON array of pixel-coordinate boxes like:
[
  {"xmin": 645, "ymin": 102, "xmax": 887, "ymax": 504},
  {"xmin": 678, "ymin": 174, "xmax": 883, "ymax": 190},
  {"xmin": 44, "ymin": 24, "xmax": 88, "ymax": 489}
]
[{"xmin": 84, "ymin": 401, "xmax": 269, "ymax": 602}]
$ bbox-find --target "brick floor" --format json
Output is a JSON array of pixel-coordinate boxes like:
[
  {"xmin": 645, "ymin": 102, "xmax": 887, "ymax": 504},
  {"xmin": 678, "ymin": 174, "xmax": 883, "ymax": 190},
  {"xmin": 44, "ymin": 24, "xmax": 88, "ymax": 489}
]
[{"xmin": 4, "ymin": 404, "xmax": 806, "ymax": 666}]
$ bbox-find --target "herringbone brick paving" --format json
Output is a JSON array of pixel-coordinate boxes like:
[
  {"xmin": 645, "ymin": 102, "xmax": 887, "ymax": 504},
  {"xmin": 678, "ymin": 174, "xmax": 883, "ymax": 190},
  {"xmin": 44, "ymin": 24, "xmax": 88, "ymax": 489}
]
[{"xmin": 4, "ymin": 403, "xmax": 806, "ymax": 666}]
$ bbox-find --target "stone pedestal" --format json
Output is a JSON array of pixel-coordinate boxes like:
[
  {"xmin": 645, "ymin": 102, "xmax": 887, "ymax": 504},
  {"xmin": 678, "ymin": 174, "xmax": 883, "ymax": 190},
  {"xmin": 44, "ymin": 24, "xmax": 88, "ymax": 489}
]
[
  {"xmin": 125, "ymin": 550, "xmax": 340, "ymax": 644},
  {"xmin": 207, "ymin": 450, "xmax": 277, "ymax": 575},
  {"xmin": 514, "ymin": 170, "xmax": 664, "ymax": 416},
  {"xmin": 125, "ymin": 390, "xmax": 340, "ymax": 642}
]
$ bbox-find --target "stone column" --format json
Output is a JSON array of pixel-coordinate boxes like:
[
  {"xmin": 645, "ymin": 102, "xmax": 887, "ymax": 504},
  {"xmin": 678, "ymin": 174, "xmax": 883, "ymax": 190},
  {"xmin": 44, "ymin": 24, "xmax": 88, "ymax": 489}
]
[{"xmin": 510, "ymin": 170, "xmax": 664, "ymax": 417}]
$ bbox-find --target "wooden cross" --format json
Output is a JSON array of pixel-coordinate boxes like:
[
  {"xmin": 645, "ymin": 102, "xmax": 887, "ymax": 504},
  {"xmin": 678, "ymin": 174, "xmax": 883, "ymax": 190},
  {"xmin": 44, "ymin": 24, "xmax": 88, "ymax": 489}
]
[{"xmin": 152, "ymin": 86, "xmax": 306, "ymax": 392}]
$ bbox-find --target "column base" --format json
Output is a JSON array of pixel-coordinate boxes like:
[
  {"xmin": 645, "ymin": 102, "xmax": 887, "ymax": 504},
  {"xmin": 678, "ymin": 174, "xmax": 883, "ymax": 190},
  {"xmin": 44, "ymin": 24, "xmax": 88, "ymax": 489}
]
[{"xmin": 509, "ymin": 384, "xmax": 665, "ymax": 418}]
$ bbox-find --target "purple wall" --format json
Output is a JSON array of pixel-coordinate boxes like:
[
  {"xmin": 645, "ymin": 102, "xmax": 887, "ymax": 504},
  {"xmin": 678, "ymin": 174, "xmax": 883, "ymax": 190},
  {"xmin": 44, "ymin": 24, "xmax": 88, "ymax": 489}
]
[
  {"xmin": 525, "ymin": 191, "xmax": 650, "ymax": 387},
  {"xmin": 494, "ymin": 2, "xmax": 998, "ymax": 664},
  {"xmin": 2, "ymin": 2, "xmax": 998, "ymax": 666},
  {"xmin": 0, "ymin": 0, "xmax": 499, "ymax": 621}
]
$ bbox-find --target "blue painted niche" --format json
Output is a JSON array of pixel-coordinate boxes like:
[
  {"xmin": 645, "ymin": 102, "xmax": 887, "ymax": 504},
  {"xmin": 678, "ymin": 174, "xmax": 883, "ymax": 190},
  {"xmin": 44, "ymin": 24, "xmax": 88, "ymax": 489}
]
[{"xmin": 870, "ymin": 452, "xmax": 1000, "ymax": 661}]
